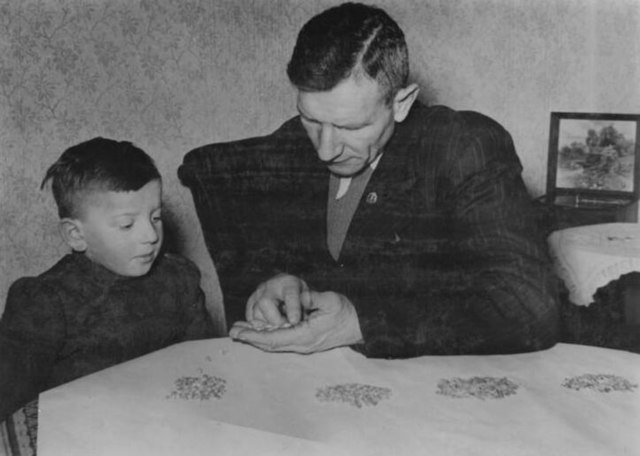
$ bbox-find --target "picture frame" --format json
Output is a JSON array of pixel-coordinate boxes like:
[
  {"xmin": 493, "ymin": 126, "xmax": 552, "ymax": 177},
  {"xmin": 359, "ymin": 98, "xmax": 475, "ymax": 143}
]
[{"xmin": 546, "ymin": 112, "xmax": 640, "ymax": 206}]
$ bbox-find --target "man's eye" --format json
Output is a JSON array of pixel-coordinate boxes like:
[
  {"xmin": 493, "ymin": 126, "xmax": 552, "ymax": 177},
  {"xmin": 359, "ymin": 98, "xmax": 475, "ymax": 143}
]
[
  {"xmin": 339, "ymin": 125, "xmax": 362, "ymax": 131},
  {"xmin": 120, "ymin": 223, "xmax": 133, "ymax": 230},
  {"xmin": 152, "ymin": 215, "xmax": 162, "ymax": 223}
]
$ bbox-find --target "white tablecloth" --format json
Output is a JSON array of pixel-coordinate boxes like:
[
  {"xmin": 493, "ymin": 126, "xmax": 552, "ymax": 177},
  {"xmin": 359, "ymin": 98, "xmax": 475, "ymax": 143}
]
[
  {"xmin": 547, "ymin": 223, "xmax": 640, "ymax": 306},
  {"xmin": 38, "ymin": 338, "xmax": 640, "ymax": 456}
]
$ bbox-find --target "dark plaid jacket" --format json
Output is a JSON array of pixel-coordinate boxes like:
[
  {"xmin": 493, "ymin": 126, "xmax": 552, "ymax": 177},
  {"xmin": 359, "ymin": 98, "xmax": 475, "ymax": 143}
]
[{"xmin": 179, "ymin": 102, "xmax": 560, "ymax": 358}]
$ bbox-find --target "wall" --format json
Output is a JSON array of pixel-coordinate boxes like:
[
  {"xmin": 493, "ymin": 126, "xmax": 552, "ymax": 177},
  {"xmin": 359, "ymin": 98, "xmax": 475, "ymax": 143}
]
[{"xmin": 1, "ymin": 0, "xmax": 639, "ymax": 331}]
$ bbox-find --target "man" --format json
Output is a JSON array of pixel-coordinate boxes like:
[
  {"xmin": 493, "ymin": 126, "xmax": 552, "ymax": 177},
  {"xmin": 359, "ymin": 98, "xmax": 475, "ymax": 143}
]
[{"xmin": 187, "ymin": 2, "xmax": 559, "ymax": 358}]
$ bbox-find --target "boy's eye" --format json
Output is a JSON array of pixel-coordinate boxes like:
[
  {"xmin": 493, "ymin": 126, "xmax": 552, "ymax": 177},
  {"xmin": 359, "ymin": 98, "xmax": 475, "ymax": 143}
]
[{"xmin": 117, "ymin": 219, "xmax": 134, "ymax": 230}]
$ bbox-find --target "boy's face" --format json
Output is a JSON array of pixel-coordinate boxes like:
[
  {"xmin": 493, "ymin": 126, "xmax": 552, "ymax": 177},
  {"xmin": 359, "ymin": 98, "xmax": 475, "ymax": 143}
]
[{"xmin": 72, "ymin": 180, "xmax": 163, "ymax": 277}]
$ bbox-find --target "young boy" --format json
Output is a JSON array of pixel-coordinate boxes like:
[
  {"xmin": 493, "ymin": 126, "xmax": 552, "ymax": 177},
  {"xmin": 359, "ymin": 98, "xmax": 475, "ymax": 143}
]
[{"xmin": 0, "ymin": 137, "xmax": 216, "ymax": 421}]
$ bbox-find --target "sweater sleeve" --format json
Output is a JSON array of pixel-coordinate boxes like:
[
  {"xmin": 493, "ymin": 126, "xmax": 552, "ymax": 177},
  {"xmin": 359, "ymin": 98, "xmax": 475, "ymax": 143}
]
[
  {"xmin": 0, "ymin": 278, "xmax": 65, "ymax": 421},
  {"xmin": 169, "ymin": 255, "xmax": 217, "ymax": 341},
  {"xmin": 353, "ymin": 112, "xmax": 560, "ymax": 358}
]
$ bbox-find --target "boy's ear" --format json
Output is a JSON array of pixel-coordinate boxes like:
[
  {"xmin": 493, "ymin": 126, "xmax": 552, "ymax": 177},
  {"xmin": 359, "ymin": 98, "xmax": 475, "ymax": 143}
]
[
  {"xmin": 392, "ymin": 83, "xmax": 420, "ymax": 123},
  {"xmin": 59, "ymin": 218, "xmax": 87, "ymax": 252}
]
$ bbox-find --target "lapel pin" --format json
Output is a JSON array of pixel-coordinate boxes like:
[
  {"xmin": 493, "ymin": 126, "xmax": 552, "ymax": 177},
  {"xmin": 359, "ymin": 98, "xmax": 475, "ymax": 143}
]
[{"xmin": 365, "ymin": 192, "xmax": 378, "ymax": 204}]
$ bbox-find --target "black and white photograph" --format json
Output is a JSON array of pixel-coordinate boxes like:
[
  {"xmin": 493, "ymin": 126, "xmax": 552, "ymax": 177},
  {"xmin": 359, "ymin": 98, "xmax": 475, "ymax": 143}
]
[{"xmin": 0, "ymin": 1, "xmax": 639, "ymax": 455}]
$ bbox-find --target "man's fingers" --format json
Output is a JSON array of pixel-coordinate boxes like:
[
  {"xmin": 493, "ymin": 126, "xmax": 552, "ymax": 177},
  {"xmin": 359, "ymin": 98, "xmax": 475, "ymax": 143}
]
[
  {"xmin": 300, "ymin": 290, "xmax": 313, "ymax": 309},
  {"xmin": 229, "ymin": 320, "xmax": 253, "ymax": 331},
  {"xmin": 228, "ymin": 321, "xmax": 252, "ymax": 339},
  {"xmin": 229, "ymin": 324, "xmax": 310, "ymax": 353},
  {"xmin": 282, "ymin": 285, "xmax": 302, "ymax": 325},
  {"xmin": 300, "ymin": 290, "xmax": 325, "ymax": 318},
  {"xmin": 245, "ymin": 289, "xmax": 260, "ymax": 321},
  {"xmin": 255, "ymin": 297, "xmax": 287, "ymax": 325}
]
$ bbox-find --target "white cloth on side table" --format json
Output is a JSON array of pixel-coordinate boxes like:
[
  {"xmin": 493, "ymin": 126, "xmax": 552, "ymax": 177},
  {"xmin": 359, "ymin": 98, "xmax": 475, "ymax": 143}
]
[{"xmin": 547, "ymin": 223, "xmax": 640, "ymax": 306}]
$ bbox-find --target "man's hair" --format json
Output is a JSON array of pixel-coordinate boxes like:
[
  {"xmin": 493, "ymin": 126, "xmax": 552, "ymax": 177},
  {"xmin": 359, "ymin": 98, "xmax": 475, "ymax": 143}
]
[
  {"xmin": 287, "ymin": 2, "xmax": 409, "ymax": 104},
  {"xmin": 41, "ymin": 137, "xmax": 161, "ymax": 218}
]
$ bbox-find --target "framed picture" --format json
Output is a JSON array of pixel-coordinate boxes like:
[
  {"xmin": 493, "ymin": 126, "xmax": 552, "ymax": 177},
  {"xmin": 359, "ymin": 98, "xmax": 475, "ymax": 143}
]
[{"xmin": 546, "ymin": 112, "xmax": 640, "ymax": 206}]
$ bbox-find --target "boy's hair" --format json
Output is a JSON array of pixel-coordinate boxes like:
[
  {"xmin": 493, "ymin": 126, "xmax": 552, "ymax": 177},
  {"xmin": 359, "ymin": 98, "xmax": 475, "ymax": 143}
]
[
  {"xmin": 286, "ymin": 2, "xmax": 409, "ymax": 104},
  {"xmin": 41, "ymin": 137, "xmax": 161, "ymax": 219}
]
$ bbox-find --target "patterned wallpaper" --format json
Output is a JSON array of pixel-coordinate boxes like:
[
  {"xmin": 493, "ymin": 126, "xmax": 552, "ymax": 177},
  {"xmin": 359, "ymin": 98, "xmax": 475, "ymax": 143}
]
[{"xmin": 1, "ymin": 0, "xmax": 639, "ymax": 332}]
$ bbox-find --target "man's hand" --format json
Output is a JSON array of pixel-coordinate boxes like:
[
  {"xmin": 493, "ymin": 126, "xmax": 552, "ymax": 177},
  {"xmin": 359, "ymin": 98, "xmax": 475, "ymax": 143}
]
[
  {"xmin": 245, "ymin": 274, "xmax": 310, "ymax": 327},
  {"xmin": 229, "ymin": 290, "xmax": 363, "ymax": 354}
]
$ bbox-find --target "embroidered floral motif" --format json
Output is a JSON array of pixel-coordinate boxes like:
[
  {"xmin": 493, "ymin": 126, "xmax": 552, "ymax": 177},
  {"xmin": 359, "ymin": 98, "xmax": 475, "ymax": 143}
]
[
  {"xmin": 562, "ymin": 374, "xmax": 638, "ymax": 393},
  {"xmin": 437, "ymin": 376, "xmax": 519, "ymax": 400}
]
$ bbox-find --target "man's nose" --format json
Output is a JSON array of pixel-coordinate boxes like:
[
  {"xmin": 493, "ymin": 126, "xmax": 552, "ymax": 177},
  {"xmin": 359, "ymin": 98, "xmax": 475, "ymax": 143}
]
[{"xmin": 317, "ymin": 124, "xmax": 341, "ymax": 162}]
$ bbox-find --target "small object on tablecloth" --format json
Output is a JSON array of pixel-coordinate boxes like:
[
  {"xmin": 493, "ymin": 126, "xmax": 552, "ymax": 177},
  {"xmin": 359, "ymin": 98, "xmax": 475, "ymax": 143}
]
[{"xmin": 547, "ymin": 223, "xmax": 640, "ymax": 306}]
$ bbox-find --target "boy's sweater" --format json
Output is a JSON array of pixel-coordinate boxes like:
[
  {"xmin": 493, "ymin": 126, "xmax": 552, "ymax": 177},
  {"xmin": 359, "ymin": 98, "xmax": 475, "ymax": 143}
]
[{"xmin": 0, "ymin": 251, "xmax": 215, "ymax": 420}]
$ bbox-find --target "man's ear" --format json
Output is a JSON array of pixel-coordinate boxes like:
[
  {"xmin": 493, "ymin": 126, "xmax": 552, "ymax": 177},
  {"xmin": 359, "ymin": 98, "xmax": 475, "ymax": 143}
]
[
  {"xmin": 59, "ymin": 218, "xmax": 87, "ymax": 252},
  {"xmin": 392, "ymin": 83, "xmax": 420, "ymax": 123}
]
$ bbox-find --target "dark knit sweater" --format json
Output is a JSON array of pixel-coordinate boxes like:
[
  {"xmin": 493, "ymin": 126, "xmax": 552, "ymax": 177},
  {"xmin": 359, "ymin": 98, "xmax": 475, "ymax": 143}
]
[{"xmin": 0, "ymin": 252, "xmax": 215, "ymax": 421}]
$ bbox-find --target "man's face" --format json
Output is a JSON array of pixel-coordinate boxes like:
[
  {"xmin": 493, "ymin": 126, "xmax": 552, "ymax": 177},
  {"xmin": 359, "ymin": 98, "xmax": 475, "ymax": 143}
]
[
  {"xmin": 75, "ymin": 179, "xmax": 163, "ymax": 277},
  {"xmin": 297, "ymin": 75, "xmax": 397, "ymax": 177}
]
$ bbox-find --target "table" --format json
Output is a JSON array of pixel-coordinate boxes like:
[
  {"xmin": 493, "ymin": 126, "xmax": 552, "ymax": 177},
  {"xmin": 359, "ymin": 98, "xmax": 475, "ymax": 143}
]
[
  {"xmin": 38, "ymin": 338, "xmax": 639, "ymax": 456},
  {"xmin": 547, "ymin": 223, "xmax": 640, "ymax": 306}
]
